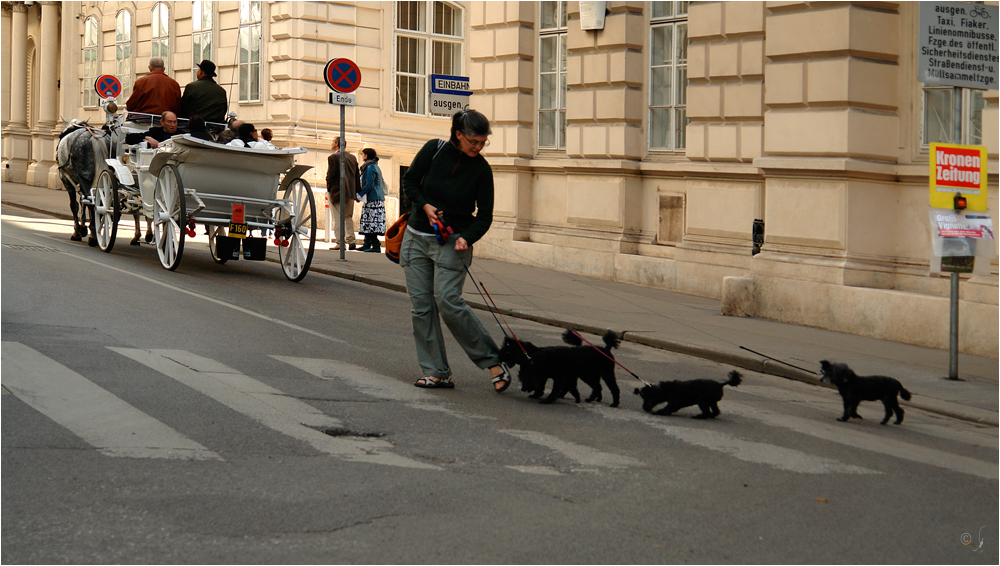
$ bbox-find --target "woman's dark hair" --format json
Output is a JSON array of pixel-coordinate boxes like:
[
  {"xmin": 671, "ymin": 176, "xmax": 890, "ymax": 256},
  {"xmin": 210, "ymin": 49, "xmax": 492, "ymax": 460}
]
[
  {"xmin": 188, "ymin": 115, "xmax": 206, "ymax": 132},
  {"xmin": 449, "ymin": 109, "xmax": 491, "ymax": 144},
  {"xmin": 238, "ymin": 122, "xmax": 256, "ymax": 144},
  {"xmin": 361, "ymin": 147, "xmax": 378, "ymax": 160}
]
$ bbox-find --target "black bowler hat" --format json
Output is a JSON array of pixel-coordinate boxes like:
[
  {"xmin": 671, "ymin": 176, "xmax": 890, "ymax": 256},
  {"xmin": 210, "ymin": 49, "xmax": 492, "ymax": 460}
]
[{"xmin": 197, "ymin": 60, "xmax": 217, "ymax": 78}]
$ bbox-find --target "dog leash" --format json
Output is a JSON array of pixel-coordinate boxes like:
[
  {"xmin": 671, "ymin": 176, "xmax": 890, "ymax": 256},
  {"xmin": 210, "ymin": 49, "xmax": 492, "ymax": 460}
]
[
  {"xmin": 739, "ymin": 346, "xmax": 820, "ymax": 376},
  {"xmin": 569, "ymin": 330, "xmax": 652, "ymax": 387},
  {"xmin": 461, "ymin": 259, "xmax": 532, "ymax": 361}
]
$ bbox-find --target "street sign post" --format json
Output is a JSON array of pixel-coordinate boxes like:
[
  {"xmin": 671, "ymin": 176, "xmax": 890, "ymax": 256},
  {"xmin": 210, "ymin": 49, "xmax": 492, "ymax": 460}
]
[
  {"xmin": 324, "ymin": 58, "xmax": 362, "ymax": 259},
  {"xmin": 430, "ymin": 74, "xmax": 471, "ymax": 116}
]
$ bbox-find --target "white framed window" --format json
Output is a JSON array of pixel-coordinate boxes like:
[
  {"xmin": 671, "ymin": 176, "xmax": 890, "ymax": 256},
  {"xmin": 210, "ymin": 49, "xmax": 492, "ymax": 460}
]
[
  {"xmin": 151, "ymin": 3, "xmax": 169, "ymax": 69},
  {"xmin": 394, "ymin": 1, "xmax": 464, "ymax": 115},
  {"xmin": 82, "ymin": 16, "xmax": 100, "ymax": 108},
  {"xmin": 922, "ymin": 86, "xmax": 987, "ymax": 146},
  {"xmin": 650, "ymin": 1, "xmax": 688, "ymax": 150},
  {"xmin": 115, "ymin": 10, "xmax": 133, "ymax": 100},
  {"xmin": 192, "ymin": 1, "xmax": 214, "ymax": 76},
  {"xmin": 538, "ymin": 1, "xmax": 567, "ymax": 149},
  {"xmin": 239, "ymin": 0, "xmax": 262, "ymax": 103}
]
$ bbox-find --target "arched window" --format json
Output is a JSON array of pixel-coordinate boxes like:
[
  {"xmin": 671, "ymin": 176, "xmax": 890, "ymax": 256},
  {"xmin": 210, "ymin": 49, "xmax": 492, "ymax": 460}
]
[
  {"xmin": 83, "ymin": 16, "xmax": 100, "ymax": 108},
  {"xmin": 394, "ymin": 1, "xmax": 464, "ymax": 115},
  {"xmin": 192, "ymin": 1, "xmax": 214, "ymax": 75},
  {"xmin": 239, "ymin": 0, "xmax": 261, "ymax": 103},
  {"xmin": 115, "ymin": 10, "xmax": 133, "ymax": 99},
  {"xmin": 151, "ymin": 3, "xmax": 170, "ymax": 69}
]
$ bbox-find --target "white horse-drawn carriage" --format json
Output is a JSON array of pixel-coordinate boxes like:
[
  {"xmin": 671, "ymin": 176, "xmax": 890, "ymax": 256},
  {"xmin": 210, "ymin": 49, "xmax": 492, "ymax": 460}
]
[{"xmin": 77, "ymin": 99, "xmax": 317, "ymax": 282}]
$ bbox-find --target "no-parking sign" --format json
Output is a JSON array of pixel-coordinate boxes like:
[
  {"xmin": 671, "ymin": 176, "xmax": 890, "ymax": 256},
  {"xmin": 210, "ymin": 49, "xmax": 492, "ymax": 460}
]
[
  {"xmin": 94, "ymin": 75, "xmax": 122, "ymax": 99},
  {"xmin": 324, "ymin": 58, "xmax": 361, "ymax": 94}
]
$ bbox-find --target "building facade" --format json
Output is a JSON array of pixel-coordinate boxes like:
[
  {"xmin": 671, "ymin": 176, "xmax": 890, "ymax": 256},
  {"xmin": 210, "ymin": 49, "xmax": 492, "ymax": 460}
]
[{"xmin": 2, "ymin": 1, "xmax": 997, "ymax": 357}]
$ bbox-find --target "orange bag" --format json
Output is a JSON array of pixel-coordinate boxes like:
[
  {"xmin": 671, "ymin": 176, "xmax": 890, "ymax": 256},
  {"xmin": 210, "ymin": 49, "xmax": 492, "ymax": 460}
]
[{"xmin": 384, "ymin": 211, "xmax": 409, "ymax": 264}]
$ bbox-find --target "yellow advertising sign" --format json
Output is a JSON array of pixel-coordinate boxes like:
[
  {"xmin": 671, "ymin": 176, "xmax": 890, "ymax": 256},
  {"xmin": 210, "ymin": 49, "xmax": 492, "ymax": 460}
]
[{"xmin": 929, "ymin": 143, "xmax": 988, "ymax": 211}]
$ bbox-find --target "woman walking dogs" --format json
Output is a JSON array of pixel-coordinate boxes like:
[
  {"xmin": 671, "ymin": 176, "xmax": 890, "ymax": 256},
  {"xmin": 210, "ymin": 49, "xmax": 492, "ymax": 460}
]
[{"xmin": 400, "ymin": 110, "xmax": 512, "ymax": 392}]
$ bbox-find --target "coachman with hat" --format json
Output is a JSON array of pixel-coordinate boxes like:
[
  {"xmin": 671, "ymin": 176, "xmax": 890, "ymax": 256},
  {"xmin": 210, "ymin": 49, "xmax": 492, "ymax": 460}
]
[{"xmin": 180, "ymin": 60, "xmax": 228, "ymax": 125}]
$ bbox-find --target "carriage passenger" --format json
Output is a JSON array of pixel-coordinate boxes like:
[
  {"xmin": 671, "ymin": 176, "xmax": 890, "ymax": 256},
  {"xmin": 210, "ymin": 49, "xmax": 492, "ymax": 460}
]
[
  {"xmin": 124, "ymin": 111, "xmax": 183, "ymax": 149},
  {"xmin": 124, "ymin": 58, "xmax": 181, "ymax": 119}
]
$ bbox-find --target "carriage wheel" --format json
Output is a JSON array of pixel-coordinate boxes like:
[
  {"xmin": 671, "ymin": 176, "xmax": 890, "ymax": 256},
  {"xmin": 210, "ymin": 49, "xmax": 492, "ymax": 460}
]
[
  {"xmin": 208, "ymin": 225, "xmax": 229, "ymax": 265},
  {"xmin": 94, "ymin": 170, "xmax": 121, "ymax": 253},
  {"xmin": 152, "ymin": 164, "xmax": 186, "ymax": 271},
  {"xmin": 277, "ymin": 178, "xmax": 316, "ymax": 282}
]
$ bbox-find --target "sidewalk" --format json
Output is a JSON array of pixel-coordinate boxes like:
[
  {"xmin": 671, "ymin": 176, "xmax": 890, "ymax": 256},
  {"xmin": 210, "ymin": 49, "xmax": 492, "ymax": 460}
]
[{"xmin": 4, "ymin": 182, "xmax": 997, "ymax": 425}]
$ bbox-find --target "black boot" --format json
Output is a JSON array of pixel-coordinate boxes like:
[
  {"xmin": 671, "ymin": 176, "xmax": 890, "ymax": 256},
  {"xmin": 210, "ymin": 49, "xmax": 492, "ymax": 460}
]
[
  {"xmin": 358, "ymin": 235, "xmax": 373, "ymax": 252},
  {"xmin": 365, "ymin": 235, "xmax": 381, "ymax": 253}
]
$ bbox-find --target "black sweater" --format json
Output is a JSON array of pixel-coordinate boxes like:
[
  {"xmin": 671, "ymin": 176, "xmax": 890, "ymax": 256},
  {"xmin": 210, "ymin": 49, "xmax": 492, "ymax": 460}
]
[{"xmin": 402, "ymin": 139, "xmax": 494, "ymax": 245}]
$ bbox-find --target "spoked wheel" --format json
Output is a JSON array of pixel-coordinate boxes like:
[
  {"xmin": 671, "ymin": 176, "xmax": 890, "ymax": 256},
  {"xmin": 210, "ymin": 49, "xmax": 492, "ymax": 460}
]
[
  {"xmin": 277, "ymin": 178, "xmax": 317, "ymax": 282},
  {"xmin": 94, "ymin": 170, "xmax": 121, "ymax": 252},
  {"xmin": 152, "ymin": 164, "xmax": 186, "ymax": 271},
  {"xmin": 207, "ymin": 225, "xmax": 229, "ymax": 264}
]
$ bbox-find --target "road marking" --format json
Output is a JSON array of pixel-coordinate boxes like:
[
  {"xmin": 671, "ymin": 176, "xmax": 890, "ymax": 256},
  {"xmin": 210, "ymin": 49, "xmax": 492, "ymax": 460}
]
[
  {"xmin": 111, "ymin": 348, "xmax": 437, "ymax": 470},
  {"xmin": 593, "ymin": 406, "xmax": 878, "ymax": 475},
  {"xmin": 1, "ymin": 342, "xmax": 220, "ymax": 461},
  {"xmin": 500, "ymin": 429, "xmax": 644, "ymax": 470},
  {"xmin": 726, "ymin": 400, "xmax": 998, "ymax": 480}
]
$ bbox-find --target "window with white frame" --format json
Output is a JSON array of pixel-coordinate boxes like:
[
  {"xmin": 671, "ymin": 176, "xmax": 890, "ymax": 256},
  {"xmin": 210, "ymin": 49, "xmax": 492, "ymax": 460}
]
[
  {"xmin": 394, "ymin": 1, "xmax": 464, "ymax": 115},
  {"xmin": 922, "ymin": 86, "xmax": 987, "ymax": 146},
  {"xmin": 83, "ymin": 17, "xmax": 99, "ymax": 108},
  {"xmin": 239, "ymin": 0, "xmax": 261, "ymax": 103},
  {"xmin": 151, "ymin": 3, "xmax": 169, "ymax": 70},
  {"xmin": 538, "ymin": 1, "xmax": 567, "ymax": 149},
  {"xmin": 650, "ymin": 1, "xmax": 688, "ymax": 150},
  {"xmin": 192, "ymin": 1, "xmax": 214, "ymax": 76},
  {"xmin": 116, "ymin": 10, "xmax": 133, "ymax": 100}
]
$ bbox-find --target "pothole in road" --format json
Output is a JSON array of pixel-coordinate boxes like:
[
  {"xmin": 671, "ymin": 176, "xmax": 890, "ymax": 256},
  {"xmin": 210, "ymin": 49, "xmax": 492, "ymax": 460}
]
[{"xmin": 321, "ymin": 427, "xmax": 385, "ymax": 439}]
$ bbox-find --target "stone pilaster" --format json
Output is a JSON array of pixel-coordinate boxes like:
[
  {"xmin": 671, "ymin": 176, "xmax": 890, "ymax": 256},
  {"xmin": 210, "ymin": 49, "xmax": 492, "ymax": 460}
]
[
  {"xmin": 28, "ymin": 1, "xmax": 61, "ymax": 188},
  {"xmin": 4, "ymin": 1, "xmax": 30, "ymax": 183}
]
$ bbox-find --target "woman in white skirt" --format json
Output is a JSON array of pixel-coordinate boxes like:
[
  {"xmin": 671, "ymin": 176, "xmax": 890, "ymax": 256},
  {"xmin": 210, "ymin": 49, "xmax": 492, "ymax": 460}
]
[{"xmin": 357, "ymin": 147, "xmax": 387, "ymax": 253}]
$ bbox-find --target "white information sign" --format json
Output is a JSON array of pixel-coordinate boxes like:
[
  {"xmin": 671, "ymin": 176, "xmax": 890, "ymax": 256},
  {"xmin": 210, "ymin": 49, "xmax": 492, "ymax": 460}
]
[
  {"xmin": 329, "ymin": 92, "xmax": 356, "ymax": 106},
  {"xmin": 918, "ymin": 1, "xmax": 999, "ymax": 90}
]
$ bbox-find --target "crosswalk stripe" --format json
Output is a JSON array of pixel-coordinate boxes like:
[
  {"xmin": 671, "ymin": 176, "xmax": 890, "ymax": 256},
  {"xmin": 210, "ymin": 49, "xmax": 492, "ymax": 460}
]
[
  {"xmin": 499, "ymin": 429, "xmax": 644, "ymax": 470},
  {"xmin": 726, "ymin": 400, "xmax": 998, "ymax": 480},
  {"xmin": 592, "ymin": 405, "xmax": 878, "ymax": 475},
  {"xmin": 112, "ymin": 348, "xmax": 438, "ymax": 470},
  {"xmin": 1, "ymin": 342, "xmax": 220, "ymax": 461}
]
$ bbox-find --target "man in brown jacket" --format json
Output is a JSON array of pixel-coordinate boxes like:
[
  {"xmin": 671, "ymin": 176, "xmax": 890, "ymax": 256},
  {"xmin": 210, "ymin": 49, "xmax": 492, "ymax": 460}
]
[
  {"xmin": 326, "ymin": 137, "xmax": 361, "ymax": 250},
  {"xmin": 125, "ymin": 58, "xmax": 181, "ymax": 117}
]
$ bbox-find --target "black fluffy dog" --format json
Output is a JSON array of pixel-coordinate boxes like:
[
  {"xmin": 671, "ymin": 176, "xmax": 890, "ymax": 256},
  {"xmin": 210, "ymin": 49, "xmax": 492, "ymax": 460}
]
[
  {"xmin": 498, "ymin": 329, "xmax": 621, "ymax": 407},
  {"xmin": 633, "ymin": 371, "xmax": 742, "ymax": 419},
  {"xmin": 820, "ymin": 360, "xmax": 912, "ymax": 425}
]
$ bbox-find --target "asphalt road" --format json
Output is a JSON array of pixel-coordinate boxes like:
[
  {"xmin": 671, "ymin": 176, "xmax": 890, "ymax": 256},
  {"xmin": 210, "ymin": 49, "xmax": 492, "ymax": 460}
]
[{"xmin": 2, "ymin": 210, "xmax": 998, "ymax": 564}]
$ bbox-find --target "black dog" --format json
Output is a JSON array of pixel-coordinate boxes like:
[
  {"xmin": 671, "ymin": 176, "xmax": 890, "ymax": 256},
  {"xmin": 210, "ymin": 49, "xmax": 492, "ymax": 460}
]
[
  {"xmin": 819, "ymin": 360, "xmax": 912, "ymax": 425},
  {"xmin": 633, "ymin": 371, "xmax": 742, "ymax": 419},
  {"xmin": 498, "ymin": 329, "xmax": 621, "ymax": 407}
]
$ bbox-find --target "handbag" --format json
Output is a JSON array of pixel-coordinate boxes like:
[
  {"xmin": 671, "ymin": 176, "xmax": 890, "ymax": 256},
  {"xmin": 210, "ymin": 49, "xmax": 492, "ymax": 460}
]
[{"xmin": 384, "ymin": 211, "xmax": 409, "ymax": 264}]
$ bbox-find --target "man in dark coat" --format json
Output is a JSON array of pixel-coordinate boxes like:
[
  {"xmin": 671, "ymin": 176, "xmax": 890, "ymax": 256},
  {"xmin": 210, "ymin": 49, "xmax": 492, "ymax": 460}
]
[
  {"xmin": 124, "ymin": 111, "xmax": 182, "ymax": 148},
  {"xmin": 326, "ymin": 136, "xmax": 361, "ymax": 250},
  {"xmin": 180, "ymin": 60, "xmax": 228, "ymax": 124},
  {"xmin": 125, "ymin": 58, "xmax": 181, "ymax": 117}
]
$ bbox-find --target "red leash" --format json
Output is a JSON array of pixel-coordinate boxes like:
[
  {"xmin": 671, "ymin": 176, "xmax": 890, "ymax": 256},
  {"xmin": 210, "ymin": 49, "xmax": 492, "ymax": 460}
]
[{"xmin": 570, "ymin": 330, "xmax": 650, "ymax": 386}]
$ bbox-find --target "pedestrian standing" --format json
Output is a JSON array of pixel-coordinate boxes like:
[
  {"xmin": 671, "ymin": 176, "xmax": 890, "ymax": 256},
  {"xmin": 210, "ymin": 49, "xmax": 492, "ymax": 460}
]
[
  {"xmin": 400, "ymin": 109, "xmax": 511, "ymax": 392},
  {"xmin": 357, "ymin": 148, "xmax": 387, "ymax": 253},
  {"xmin": 326, "ymin": 137, "xmax": 360, "ymax": 250}
]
